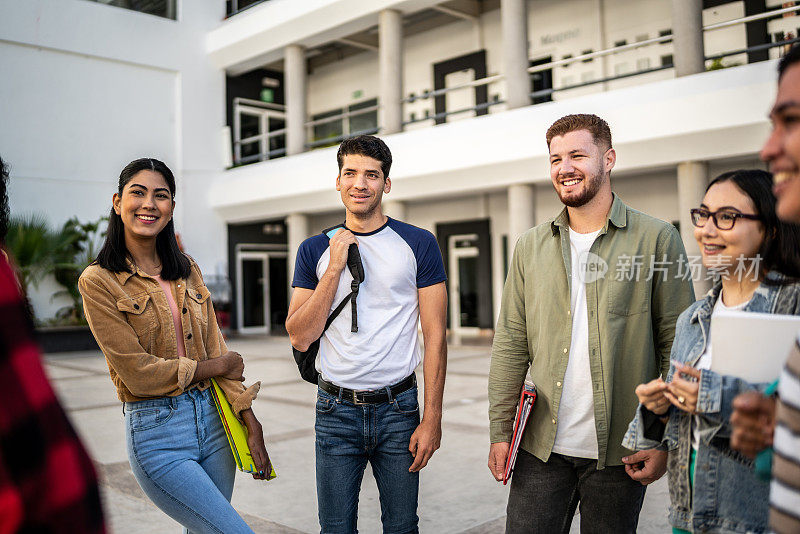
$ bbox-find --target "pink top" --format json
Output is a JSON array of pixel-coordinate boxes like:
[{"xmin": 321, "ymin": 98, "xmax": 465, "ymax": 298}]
[{"xmin": 154, "ymin": 275, "xmax": 187, "ymax": 359}]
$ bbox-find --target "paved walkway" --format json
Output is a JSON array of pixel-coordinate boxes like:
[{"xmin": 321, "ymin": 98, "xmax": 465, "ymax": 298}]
[{"xmin": 45, "ymin": 335, "xmax": 671, "ymax": 533}]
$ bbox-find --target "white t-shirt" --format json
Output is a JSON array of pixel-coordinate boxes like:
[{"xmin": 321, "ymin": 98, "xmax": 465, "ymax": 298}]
[
  {"xmin": 690, "ymin": 291, "xmax": 750, "ymax": 450},
  {"xmin": 292, "ymin": 218, "xmax": 446, "ymax": 390},
  {"xmin": 553, "ymin": 228, "xmax": 601, "ymax": 458}
]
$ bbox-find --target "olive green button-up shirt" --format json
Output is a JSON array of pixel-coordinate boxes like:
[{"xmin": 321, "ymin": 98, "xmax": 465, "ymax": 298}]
[{"xmin": 488, "ymin": 194, "xmax": 695, "ymax": 468}]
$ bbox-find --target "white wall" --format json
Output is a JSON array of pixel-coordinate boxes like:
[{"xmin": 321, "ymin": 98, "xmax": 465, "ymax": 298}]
[
  {"xmin": 1, "ymin": 0, "xmax": 227, "ymax": 319},
  {"xmin": 2, "ymin": 42, "xmax": 178, "ymax": 226},
  {"xmin": 308, "ymin": 52, "xmax": 379, "ymax": 116}
]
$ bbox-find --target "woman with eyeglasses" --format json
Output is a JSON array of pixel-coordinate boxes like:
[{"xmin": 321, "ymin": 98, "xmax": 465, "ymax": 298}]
[{"xmin": 623, "ymin": 170, "xmax": 800, "ymax": 533}]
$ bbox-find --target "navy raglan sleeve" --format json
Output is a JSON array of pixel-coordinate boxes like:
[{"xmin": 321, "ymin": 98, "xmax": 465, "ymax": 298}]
[
  {"xmin": 416, "ymin": 231, "xmax": 447, "ymax": 288},
  {"xmin": 292, "ymin": 235, "xmax": 328, "ymax": 290}
]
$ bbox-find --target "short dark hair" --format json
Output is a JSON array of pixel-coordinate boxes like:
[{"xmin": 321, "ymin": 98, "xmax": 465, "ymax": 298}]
[
  {"xmin": 546, "ymin": 114, "xmax": 612, "ymax": 151},
  {"xmin": 336, "ymin": 135, "xmax": 392, "ymax": 179},
  {"xmin": 779, "ymin": 43, "xmax": 800, "ymax": 79},
  {"xmin": 0, "ymin": 156, "xmax": 8, "ymax": 245},
  {"xmin": 706, "ymin": 169, "xmax": 800, "ymax": 280},
  {"xmin": 95, "ymin": 158, "xmax": 190, "ymax": 280}
]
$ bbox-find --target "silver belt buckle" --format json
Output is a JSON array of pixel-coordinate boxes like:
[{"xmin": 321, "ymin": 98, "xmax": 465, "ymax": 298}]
[{"xmin": 352, "ymin": 389, "xmax": 365, "ymax": 405}]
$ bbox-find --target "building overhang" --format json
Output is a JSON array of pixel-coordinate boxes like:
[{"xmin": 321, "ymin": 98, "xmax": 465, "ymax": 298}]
[{"xmin": 207, "ymin": 0, "xmax": 443, "ymax": 74}]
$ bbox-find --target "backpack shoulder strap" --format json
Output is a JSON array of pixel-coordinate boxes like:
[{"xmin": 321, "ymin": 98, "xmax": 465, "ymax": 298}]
[
  {"xmin": 323, "ymin": 292, "xmax": 353, "ymax": 332},
  {"xmin": 321, "ymin": 224, "xmax": 365, "ymax": 333}
]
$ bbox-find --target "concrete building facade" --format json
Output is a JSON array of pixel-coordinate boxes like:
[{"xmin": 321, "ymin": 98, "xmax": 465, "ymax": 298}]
[{"xmin": 3, "ymin": 0, "xmax": 798, "ymax": 333}]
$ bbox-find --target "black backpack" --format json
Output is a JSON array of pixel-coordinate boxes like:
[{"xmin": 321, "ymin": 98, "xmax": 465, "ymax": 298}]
[{"xmin": 292, "ymin": 228, "xmax": 365, "ymax": 384}]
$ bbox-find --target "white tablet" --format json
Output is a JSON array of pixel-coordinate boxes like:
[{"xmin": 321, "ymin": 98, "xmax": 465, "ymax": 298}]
[{"xmin": 709, "ymin": 309, "xmax": 800, "ymax": 383}]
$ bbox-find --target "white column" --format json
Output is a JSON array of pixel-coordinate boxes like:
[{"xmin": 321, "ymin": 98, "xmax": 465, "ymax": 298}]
[
  {"xmin": 286, "ymin": 212, "xmax": 309, "ymax": 293},
  {"xmin": 677, "ymin": 161, "xmax": 711, "ymax": 297},
  {"xmin": 671, "ymin": 0, "xmax": 705, "ymax": 77},
  {"xmin": 508, "ymin": 184, "xmax": 536, "ymax": 263},
  {"xmin": 382, "ymin": 200, "xmax": 406, "ymax": 221},
  {"xmin": 597, "ymin": 0, "xmax": 610, "ymax": 90},
  {"xmin": 501, "ymin": 0, "xmax": 530, "ymax": 110},
  {"xmin": 285, "ymin": 44, "xmax": 307, "ymax": 155},
  {"xmin": 379, "ymin": 9, "xmax": 403, "ymax": 135}
]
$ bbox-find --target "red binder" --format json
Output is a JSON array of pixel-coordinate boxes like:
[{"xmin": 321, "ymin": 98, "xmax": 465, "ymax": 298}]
[{"xmin": 503, "ymin": 380, "xmax": 537, "ymax": 485}]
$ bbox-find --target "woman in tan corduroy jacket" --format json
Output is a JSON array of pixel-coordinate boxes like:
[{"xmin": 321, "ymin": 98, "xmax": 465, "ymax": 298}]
[{"xmin": 79, "ymin": 158, "xmax": 268, "ymax": 534}]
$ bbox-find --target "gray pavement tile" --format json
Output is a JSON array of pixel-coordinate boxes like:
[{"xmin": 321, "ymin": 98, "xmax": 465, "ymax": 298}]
[
  {"xmin": 52, "ymin": 336, "xmax": 673, "ymax": 533},
  {"xmin": 442, "ymin": 375, "xmax": 489, "ymax": 407},
  {"xmin": 46, "ymin": 351, "xmax": 112, "ymax": 373},
  {"xmin": 442, "ymin": 398, "xmax": 490, "ymax": 432},
  {"xmin": 69, "ymin": 405, "xmax": 129, "ymax": 465},
  {"xmin": 447, "ymin": 355, "xmax": 491, "ymax": 376},
  {"xmin": 257, "ymin": 382, "xmax": 320, "ymax": 409},
  {"xmin": 231, "ymin": 435, "xmax": 319, "ymax": 533},
  {"xmin": 243, "ymin": 358, "xmax": 304, "ymax": 386},
  {"xmin": 99, "ymin": 482, "xmax": 181, "ymax": 533},
  {"xmin": 256, "ymin": 399, "xmax": 317, "ymax": 438},
  {"xmin": 50, "ymin": 373, "xmax": 120, "ymax": 411},
  {"xmin": 42, "ymin": 362, "xmax": 97, "ymax": 380}
]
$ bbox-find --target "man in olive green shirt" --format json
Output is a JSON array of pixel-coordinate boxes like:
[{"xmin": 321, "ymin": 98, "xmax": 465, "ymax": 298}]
[{"xmin": 488, "ymin": 114, "xmax": 695, "ymax": 533}]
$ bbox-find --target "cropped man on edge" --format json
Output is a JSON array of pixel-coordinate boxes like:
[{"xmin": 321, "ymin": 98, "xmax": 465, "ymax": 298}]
[
  {"xmin": 286, "ymin": 135, "xmax": 447, "ymax": 534},
  {"xmin": 731, "ymin": 44, "xmax": 800, "ymax": 533},
  {"xmin": 488, "ymin": 114, "xmax": 695, "ymax": 533}
]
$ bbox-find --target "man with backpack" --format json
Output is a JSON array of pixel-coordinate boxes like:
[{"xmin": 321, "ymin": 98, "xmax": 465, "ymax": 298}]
[{"xmin": 286, "ymin": 135, "xmax": 447, "ymax": 534}]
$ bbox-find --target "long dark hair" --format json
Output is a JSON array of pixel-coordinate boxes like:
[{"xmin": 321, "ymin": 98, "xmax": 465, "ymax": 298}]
[
  {"xmin": 95, "ymin": 158, "xmax": 190, "ymax": 280},
  {"xmin": 706, "ymin": 170, "xmax": 800, "ymax": 280}
]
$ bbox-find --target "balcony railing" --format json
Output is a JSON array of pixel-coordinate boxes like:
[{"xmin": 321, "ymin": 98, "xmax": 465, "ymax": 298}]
[
  {"xmin": 305, "ymin": 100, "xmax": 380, "ymax": 150},
  {"xmin": 405, "ymin": 3, "xmax": 800, "ymax": 125},
  {"xmin": 232, "ymin": 98, "xmax": 286, "ymax": 166}
]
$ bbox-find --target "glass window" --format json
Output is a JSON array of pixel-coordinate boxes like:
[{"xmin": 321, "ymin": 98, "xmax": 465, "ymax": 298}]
[
  {"xmin": 85, "ymin": 0, "xmax": 176, "ymax": 20},
  {"xmin": 311, "ymin": 109, "xmax": 344, "ymax": 146},
  {"xmin": 348, "ymin": 98, "xmax": 378, "ymax": 135},
  {"xmin": 226, "ymin": 0, "xmax": 270, "ymax": 17},
  {"xmin": 239, "ymin": 113, "xmax": 261, "ymax": 162},
  {"xmin": 232, "ymin": 101, "xmax": 286, "ymax": 165},
  {"xmin": 311, "ymin": 98, "xmax": 378, "ymax": 147}
]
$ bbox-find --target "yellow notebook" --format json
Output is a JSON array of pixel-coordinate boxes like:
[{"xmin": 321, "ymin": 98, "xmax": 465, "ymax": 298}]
[{"xmin": 210, "ymin": 378, "xmax": 277, "ymax": 479}]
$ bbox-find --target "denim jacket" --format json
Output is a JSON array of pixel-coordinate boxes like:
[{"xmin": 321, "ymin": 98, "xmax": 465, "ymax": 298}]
[{"xmin": 623, "ymin": 272, "xmax": 800, "ymax": 533}]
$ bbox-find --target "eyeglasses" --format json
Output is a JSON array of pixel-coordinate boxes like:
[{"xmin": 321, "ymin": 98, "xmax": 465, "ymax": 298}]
[{"xmin": 690, "ymin": 208, "xmax": 761, "ymax": 230}]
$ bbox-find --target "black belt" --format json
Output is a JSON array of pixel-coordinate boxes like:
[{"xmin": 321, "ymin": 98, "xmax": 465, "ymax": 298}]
[{"xmin": 317, "ymin": 374, "xmax": 416, "ymax": 405}]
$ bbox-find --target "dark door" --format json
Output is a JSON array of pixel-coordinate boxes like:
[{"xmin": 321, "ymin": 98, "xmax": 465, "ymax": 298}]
[
  {"xmin": 268, "ymin": 256, "xmax": 288, "ymax": 334},
  {"xmin": 530, "ymin": 57, "xmax": 553, "ymax": 104}
]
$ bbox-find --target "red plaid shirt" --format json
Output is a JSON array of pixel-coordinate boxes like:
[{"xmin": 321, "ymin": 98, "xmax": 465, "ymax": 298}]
[{"xmin": 0, "ymin": 253, "xmax": 105, "ymax": 533}]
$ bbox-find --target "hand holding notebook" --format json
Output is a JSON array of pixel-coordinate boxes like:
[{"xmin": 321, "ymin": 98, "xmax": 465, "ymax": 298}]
[
  {"xmin": 210, "ymin": 378, "xmax": 277, "ymax": 480},
  {"xmin": 503, "ymin": 381, "xmax": 537, "ymax": 485}
]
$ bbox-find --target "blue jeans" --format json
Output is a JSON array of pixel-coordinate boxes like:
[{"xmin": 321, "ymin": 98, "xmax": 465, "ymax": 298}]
[
  {"xmin": 506, "ymin": 450, "xmax": 646, "ymax": 534},
  {"xmin": 315, "ymin": 385, "xmax": 420, "ymax": 534},
  {"xmin": 124, "ymin": 387, "xmax": 253, "ymax": 534}
]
